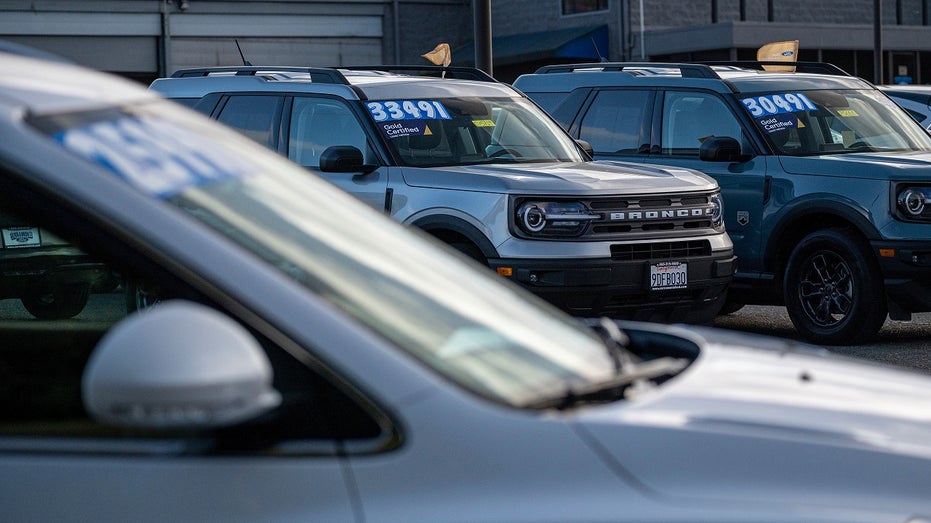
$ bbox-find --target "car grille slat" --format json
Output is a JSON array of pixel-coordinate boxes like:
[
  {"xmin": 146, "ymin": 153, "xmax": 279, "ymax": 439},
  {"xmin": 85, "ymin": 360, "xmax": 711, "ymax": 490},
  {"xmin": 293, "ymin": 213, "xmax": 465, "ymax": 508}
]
[{"xmin": 610, "ymin": 240, "xmax": 712, "ymax": 260}]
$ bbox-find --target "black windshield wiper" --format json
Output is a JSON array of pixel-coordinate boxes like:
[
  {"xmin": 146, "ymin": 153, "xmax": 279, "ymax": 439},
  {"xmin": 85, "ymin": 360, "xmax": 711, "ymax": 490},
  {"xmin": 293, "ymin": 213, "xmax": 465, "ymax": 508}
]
[{"xmin": 525, "ymin": 318, "xmax": 690, "ymax": 410}]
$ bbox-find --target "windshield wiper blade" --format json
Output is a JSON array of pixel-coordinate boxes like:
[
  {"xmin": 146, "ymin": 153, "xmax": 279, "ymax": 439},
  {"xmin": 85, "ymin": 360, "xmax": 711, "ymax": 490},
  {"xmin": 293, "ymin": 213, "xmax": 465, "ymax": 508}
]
[
  {"xmin": 525, "ymin": 318, "xmax": 690, "ymax": 410},
  {"xmin": 527, "ymin": 356, "xmax": 690, "ymax": 410}
]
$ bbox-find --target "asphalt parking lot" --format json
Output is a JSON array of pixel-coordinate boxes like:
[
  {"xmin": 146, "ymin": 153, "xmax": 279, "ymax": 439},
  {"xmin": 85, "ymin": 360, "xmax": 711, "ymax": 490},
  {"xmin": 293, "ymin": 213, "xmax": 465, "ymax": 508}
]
[{"xmin": 715, "ymin": 305, "xmax": 931, "ymax": 374}]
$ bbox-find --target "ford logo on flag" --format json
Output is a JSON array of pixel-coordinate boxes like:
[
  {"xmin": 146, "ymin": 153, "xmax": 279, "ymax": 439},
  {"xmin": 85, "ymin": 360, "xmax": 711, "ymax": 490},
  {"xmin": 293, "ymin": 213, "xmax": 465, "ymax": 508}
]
[{"xmin": 781, "ymin": 51, "xmax": 795, "ymax": 57}]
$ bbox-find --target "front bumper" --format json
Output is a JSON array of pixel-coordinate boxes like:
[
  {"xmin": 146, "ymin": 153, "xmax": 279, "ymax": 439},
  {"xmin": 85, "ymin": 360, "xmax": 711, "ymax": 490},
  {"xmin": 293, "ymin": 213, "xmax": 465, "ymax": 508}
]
[
  {"xmin": 489, "ymin": 249, "xmax": 736, "ymax": 324},
  {"xmin": 873, "ymin": 239, "xmax": 931, "ymax": 317}
]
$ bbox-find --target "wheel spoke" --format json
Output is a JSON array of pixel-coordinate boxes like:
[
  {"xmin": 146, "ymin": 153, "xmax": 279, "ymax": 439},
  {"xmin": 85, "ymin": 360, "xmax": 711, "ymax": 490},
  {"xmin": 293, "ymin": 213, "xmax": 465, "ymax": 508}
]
[{"xmin": 799, "ymin": 250, "xmax": 855, "ymax": 327}]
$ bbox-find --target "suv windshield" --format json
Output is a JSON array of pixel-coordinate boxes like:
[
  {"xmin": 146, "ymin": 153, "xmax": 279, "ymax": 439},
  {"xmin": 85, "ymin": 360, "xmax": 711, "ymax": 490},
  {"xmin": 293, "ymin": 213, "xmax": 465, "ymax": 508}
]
[
  {"xmin": 34, "ymin": 100, "xmax": 615, "ymax": 408},
  {"xmin": 366, "ymin": 96, "xmax": 585, "ymax": 167},
  {"xmin": 741, "ymin": 89, "xmax": 931, "ymax": 156}
]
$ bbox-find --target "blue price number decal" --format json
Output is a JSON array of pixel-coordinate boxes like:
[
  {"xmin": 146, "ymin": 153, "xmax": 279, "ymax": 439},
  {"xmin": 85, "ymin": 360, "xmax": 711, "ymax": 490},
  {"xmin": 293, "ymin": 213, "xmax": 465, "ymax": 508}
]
[
  {"xmin": 367, "ymin": 100, "xmax": 452, "ymax": 122},
  {"xmin": 742, "ymin": 93, "xmax": 817, "ymax": 117}
]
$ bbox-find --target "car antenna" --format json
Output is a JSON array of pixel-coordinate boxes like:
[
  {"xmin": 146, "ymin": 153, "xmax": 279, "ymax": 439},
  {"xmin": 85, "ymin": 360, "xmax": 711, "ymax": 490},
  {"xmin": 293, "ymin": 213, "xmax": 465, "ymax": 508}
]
[
  {"xmin": 235, "ymin": 40, "xmax": 253, "ymax": 66},
  {"xmin": 591, "ymin": 37, "xmax": 607, "ymax": 62}
]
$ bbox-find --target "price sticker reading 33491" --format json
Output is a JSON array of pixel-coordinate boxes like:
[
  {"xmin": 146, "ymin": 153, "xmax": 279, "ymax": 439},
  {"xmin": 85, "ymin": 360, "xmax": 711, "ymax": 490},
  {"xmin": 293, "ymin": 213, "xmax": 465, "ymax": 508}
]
[{"xmin": 367, "ymin": 100, "xmax": 452, "ymax": 122}]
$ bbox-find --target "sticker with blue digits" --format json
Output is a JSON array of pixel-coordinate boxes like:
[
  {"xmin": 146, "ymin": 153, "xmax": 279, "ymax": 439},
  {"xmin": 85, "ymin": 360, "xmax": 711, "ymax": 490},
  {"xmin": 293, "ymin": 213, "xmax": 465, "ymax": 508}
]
[
  {"xmin": 367, "ymin": 100, "xmax": 452, "ymax": 122},
  {"xmin": 55, "ymin": 117, "xmax": 252, "ymax": 198},
  {"xmin": 741, "ymin": 93, "xmax": 817, "ymax": 117}
]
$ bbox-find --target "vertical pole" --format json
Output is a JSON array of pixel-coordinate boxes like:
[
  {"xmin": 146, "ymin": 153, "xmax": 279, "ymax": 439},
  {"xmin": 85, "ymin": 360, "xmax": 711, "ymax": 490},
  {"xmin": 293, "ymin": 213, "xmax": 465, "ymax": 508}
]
[
  {"xmin": 712, "ymin": 0, "xmax": 718, "ymax": 23},
  {"xmin": 393, "ymin": 0, "xmax": 401, "ymax": 64},
  {"xmin": 473, "ymin": 0, "xmax": 492, "ymax": 76},
  {"xmin": 159, "ymin": 1, "xmax": 171, "ymax": 77},
  {"xmin": 875, "ymin": 0, "xmax": 884, "ymax": 83},
  {"xmin": 639, "ymin": 0, "xmax": 645, "ymax": 60}
]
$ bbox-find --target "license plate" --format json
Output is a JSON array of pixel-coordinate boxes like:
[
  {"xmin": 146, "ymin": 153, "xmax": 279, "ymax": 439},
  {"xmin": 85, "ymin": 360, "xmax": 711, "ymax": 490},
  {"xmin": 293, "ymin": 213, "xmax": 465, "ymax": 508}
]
[
  {"xmin": 650, "ymin": 261, "xmax": 687, "ymax": 290},
  {"xmin": 1, "ymin": 227, "xmax": 41, "ymax": 248}
]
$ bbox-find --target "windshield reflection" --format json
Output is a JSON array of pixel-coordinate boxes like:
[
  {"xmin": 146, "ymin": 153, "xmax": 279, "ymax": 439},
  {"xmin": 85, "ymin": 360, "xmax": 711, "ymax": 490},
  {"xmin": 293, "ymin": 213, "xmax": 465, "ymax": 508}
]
[
  {"xmin": 367, "ymin": 97, "xmax": 585, "ymax": 167},
  {"xmin": 42, "ymin": 100, "xmax": 615, "ymax": 408},
  {"xmin": 741, "ymin": 89, "xmax": 931, "ymax": 156}
]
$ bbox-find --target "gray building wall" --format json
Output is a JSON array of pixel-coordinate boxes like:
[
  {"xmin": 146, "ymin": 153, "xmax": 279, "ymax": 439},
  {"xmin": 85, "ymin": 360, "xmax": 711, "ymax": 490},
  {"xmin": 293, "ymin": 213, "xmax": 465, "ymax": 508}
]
[
  {"xmin": 0, "ymin": 0, "xmax": 470, "ymax": 81},
  {"xmin": 3, "ymin": 0, "xmax": 931, "ymax": 84}
]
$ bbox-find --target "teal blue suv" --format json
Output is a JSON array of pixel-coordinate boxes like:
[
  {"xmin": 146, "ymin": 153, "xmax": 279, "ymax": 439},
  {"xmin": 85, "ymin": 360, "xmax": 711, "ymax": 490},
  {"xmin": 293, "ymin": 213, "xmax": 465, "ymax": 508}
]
[{"xmin": 515, "ymin": 61, "xmax": 931, "ymax": 344}]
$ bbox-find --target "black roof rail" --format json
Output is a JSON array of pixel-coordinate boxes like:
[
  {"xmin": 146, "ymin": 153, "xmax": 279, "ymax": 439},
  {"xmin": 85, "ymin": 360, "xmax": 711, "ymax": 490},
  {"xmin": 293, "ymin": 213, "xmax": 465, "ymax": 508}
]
[
  {"xmin": 341, "ymin": 65, "xmax": 498, "ymax": 82},
  {"xmin": 533, "ymin": 62, "xmax": 721, "ymax": 79},
  {"xmin": 170, "ymin": 66, "xmax": 350, "ymax": 84},
  {"xmin": 692, "ymin": 61, "xmax": 851, "ymax": 76}
]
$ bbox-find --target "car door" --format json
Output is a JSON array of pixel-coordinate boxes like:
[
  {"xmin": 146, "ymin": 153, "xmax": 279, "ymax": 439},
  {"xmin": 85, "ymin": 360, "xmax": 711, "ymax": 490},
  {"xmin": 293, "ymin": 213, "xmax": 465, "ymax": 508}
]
[
  {"xmin": 579, "ymin": 88, "xmax": 769, "ymax": 276},
  {"xmin": 0, "ymin": 181, "xmax": 369, "ymax": 521},
  {"xmin": 284, "ymin": 95, "xmax": 391, "ymax": 211}
]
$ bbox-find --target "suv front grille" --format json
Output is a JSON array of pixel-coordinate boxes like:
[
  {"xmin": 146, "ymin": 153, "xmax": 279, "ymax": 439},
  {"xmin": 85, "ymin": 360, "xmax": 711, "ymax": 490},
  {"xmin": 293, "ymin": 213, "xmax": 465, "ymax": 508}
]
[
  {"xmin": 584, "ymin": 192, "xmax": 719, "ymax": 239},
  {"xmin": 611, "ymin": 240, "xmax": 711, "ymax": 260}
]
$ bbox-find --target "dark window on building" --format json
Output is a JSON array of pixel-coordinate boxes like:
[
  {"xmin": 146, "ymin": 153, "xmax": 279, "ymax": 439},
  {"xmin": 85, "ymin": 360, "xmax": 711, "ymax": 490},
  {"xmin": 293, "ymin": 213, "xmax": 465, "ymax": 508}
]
[{"xmin": 563, "ymin": 0, "xmax": 608, "ymax": 15}]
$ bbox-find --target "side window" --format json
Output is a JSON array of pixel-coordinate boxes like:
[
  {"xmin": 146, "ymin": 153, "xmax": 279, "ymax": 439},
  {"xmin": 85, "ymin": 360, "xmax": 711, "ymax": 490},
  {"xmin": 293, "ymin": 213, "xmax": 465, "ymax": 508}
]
[
  {"xmin": 0, "ymin": 192, "xmax": 383, "ymax": 453},
  {"xmin": 579, "ymin": 89, "xmax": 651, "ymax": 155},
  {"xmin": 215, "ymin": 95, "xmax": 283, "ymax": 149},
  {"xmin": 288, "ymin": 97, "xmax": 368, "ymax": 169},
  {"xmin": 661, "ymin": 92, "xmax": 743, "ymax": 156}
]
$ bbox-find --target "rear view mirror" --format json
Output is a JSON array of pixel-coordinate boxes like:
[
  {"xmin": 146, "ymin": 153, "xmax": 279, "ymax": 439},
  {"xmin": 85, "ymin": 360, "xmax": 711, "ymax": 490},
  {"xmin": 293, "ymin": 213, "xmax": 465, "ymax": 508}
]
[{"xmin": 82, "ymin": 301, "xmax": 281, "ymax": 430}]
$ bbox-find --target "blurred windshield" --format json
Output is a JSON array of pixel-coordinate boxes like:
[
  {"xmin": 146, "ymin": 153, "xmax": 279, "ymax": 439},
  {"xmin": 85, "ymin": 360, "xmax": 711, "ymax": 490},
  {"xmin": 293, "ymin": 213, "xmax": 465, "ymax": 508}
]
[
  {"xmin": 38, "ymin": 100, "xmax": 614, "ymax": 408},
  {"xmin": 740, "ymin": 89, "xmax": 931, "ymax": 155},
  {"xmin": 366, "ymin": 96, "xmax": 586, "ymax": 166}
]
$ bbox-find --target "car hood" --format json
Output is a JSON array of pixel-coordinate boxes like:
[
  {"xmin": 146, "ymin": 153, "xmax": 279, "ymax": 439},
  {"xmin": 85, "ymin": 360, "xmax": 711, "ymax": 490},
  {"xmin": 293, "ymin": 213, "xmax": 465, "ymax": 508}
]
[
  {"xmin": 573, "ymin": 327, "xmax": 931, "ymax": 512},
  {"xmin": 779, "ymin": 150, "xmax": 931, "ymax": 180},
  {"xmin": 400, "ymin": 160, "xmax": 718, "ymax": 195}
]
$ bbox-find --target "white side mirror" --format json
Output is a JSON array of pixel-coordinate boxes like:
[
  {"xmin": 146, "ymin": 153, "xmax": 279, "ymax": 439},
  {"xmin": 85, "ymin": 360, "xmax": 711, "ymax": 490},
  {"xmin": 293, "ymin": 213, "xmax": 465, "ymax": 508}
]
[{"xmin": 82, "ymin": 300, "xmax": 281, "ymax": 429}]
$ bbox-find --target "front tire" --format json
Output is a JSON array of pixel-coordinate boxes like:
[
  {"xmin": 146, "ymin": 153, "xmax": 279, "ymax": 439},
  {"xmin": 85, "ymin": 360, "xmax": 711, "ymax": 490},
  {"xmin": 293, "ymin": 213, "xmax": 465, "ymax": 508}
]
[
  {"xmin": 21, "ymin": 284, "xmax": 90, "ymax": 320},
  {"xmin": 783, "ymin": 228, "xmax": 886, "ymax": 345}
]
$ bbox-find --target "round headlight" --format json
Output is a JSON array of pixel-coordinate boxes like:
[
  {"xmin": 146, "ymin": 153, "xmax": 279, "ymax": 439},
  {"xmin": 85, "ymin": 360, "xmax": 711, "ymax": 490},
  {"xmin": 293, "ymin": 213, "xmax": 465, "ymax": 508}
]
[
  {"xmin": 710, "ymin": 193, "xmax": 724, "ymax": 225},
  {"xmin": 899, "ymin": 188, "xmax": 926, "ymax": 216},
  {"xmin": 518, "ymin": 203, "xmax": 547, "ymax": 232}
]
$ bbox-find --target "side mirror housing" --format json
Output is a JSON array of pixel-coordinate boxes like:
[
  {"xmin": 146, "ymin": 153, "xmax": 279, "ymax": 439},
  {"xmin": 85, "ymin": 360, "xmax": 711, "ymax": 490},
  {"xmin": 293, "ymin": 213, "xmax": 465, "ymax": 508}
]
[
  {"xmin": 319, "ymin": 145, "xmax": 377, "ymax": 173},
  {"xmin": 576, "ymin": 139, "xmax": 594, "ymax": 160},
  {"xmin": 82, "ymin": 301, "xmax": 281, "ymax": 430},
  {"xmin": 699, "ymin": 136, "xmax": 749, "ymax": 162}
]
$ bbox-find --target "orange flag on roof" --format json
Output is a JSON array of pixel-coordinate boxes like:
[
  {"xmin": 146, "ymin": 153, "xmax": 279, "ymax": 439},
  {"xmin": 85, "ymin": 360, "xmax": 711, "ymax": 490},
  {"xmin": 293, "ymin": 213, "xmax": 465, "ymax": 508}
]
[
  {"xmin": 757, "ymin": 40, "xmax": 798, "ymax": 72},
  {"xmin": 422, "ymin": 43, "xmax": 451, "ymax": 67}
]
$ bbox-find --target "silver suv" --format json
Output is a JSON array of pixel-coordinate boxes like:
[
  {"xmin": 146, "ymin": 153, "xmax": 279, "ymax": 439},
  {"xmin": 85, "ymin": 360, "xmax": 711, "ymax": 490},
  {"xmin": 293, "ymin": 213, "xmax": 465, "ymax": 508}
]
[{"xmin": 151, "ymin": 66, "xmax": 734, "ymax": 323}]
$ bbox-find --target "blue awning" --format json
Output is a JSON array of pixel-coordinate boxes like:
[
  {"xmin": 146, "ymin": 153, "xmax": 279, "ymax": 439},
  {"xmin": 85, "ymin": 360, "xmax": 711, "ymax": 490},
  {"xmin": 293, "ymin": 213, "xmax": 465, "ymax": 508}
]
[{"xmin": 451, "ymin": 25, "xmax": 609, "ymax": 67}]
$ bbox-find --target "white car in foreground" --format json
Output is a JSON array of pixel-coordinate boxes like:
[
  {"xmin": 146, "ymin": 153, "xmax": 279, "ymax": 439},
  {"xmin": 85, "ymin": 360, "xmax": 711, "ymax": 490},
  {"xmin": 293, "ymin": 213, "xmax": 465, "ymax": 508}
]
[{"xmin": 1, "ymin": 51, "xmax": 930, "ymax": 522}]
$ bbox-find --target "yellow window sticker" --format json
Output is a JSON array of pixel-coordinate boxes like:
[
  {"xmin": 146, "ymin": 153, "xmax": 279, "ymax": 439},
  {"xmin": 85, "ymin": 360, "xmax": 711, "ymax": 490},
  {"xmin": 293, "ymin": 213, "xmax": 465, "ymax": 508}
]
[
  {"xmin": 837, "ymin": 109, "xmax": 859, "ymax": 117},
  {"xmin": 472, "ymin": 119, "xmax": 495, "ymax": 127}
]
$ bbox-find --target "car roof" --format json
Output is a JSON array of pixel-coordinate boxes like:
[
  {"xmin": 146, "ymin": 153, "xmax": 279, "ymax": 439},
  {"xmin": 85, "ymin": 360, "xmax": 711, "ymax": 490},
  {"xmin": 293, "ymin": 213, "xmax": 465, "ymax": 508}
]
[
  {"xmin": 0, "ymin": 51, "xmax": 157, "ymax": 114},
  {"xmin": 878, "ymin": 85, "xmax": 931, "ymax": 102},
  {"xmin": 513, "ymin": 61, "xmax": 873, "ymax": 95},
  {"xmin": 149, "ymin": 65, "xmax": 520, "ymax": 101}
]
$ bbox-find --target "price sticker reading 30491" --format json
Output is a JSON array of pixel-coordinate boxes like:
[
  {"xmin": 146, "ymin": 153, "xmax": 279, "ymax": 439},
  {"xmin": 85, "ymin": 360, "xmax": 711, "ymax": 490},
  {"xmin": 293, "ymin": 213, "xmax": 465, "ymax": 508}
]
[
  {"xmin": 741, "ymin": 93, "xmax": 817, "ymax": 117},
  {"xmin": 367, "ymin": 100, "xmax": 452, "ymax": 122}
]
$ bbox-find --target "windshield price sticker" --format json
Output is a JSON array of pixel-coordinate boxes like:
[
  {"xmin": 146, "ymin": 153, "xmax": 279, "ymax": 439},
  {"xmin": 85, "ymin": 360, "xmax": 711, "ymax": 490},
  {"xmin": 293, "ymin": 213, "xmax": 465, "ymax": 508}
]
[
  {"xmin": 367, "ymin": 100, "xmax": 452, "ymax": 122},
  {"xmin": 741, "ymin": 93, "xmax": 817, "ymax": 117},
  {"xmin": 650, "ymin": 261, "xmax": 687, "ymax": 290},
  {"xmin": 55, "ymin": 117, "xmax": 253, "ymax": 198},
  {"xmin": 377, "ymin": 120, "xmax": 433, "ymax": 139}
]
